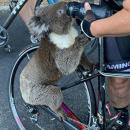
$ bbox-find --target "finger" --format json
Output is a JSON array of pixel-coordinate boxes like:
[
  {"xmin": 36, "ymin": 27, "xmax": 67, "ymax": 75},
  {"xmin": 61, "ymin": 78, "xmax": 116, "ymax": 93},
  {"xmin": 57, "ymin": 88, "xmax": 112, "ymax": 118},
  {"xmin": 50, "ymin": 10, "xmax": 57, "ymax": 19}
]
[{"xmin": 84, "ymin": 2, "xmax": 91, "ymax": 11}]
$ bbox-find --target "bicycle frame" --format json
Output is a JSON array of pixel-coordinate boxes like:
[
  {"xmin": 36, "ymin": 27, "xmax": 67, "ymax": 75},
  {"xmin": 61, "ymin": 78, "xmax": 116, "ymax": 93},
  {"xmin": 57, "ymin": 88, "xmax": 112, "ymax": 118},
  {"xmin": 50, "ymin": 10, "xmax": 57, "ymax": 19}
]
[
  {"xmin": 0, "ymin": 0, "xmax": 28, "ymax": 49},
  {"xmin": 3, "ymin": 0, "xmax": 28, "ymax": 30},
  {"xmin": 2, "ymin": 0, "xmax": 60, "ymax": 30}
]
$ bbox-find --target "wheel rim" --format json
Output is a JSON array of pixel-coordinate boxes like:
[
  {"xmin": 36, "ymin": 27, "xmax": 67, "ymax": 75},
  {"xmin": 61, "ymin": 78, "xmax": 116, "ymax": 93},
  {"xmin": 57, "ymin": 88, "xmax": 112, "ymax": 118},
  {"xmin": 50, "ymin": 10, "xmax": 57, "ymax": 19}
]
[{"xmin": 9, "ymin": 45, "xmax": 39, "ymax": 130}]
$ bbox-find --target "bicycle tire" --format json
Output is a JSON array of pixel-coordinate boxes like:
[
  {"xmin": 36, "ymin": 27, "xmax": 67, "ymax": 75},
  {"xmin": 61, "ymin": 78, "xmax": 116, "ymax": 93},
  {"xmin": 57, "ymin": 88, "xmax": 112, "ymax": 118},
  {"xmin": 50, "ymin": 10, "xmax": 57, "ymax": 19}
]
[
  {"xmin": 9, "ymin": 44, "xmax": 97, "ymax": 130},
  {"xmin": 9, "ymin": 44, "xmax": 39, "ymax": 130}
]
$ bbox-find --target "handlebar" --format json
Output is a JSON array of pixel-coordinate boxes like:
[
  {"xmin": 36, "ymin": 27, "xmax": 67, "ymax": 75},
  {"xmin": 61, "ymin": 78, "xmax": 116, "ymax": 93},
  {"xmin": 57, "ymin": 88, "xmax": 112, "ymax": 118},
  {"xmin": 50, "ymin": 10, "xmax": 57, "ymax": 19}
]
[{"xmin": 66, "ymin": 2, "xmax": 112, "ymax": 20}]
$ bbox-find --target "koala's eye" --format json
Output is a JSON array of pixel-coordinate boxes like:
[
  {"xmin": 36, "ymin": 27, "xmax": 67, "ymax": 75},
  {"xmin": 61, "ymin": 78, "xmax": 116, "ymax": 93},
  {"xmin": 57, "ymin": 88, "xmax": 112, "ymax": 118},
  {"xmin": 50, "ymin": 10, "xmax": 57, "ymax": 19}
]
[{"xmin": 57, "ymin": 9, "xmax": 64, "ymax": 16}]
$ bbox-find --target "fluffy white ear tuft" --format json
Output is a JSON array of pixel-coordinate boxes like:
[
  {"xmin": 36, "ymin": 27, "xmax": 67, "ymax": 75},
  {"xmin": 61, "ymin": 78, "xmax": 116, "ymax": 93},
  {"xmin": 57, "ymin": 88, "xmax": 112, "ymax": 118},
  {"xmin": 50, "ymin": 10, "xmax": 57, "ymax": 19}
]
[
  {"xmin": 29, "ymin": 21, "xmax": 49, "ymax": 35},
  {"xmin": 28, "ymin": 16, "xmax": 49, "ymax": 39},
  {"xmin": 35, "ymin": 4, "xmax": 47, "ymax": 17}
]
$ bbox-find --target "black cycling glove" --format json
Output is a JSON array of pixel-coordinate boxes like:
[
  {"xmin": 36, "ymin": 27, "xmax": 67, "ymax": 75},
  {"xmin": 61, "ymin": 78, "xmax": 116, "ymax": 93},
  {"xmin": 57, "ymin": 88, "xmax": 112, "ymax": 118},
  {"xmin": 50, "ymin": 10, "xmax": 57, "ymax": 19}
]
[
  {"xmin": 81, "ymin": 10, "xmax": 96, "ymax": 39},
  {"xmin": 66, "ymin": 2, "xmax": 96, "ymax": 39},
  {"xmin": 66, "ymin": 2, "xmax": 86, "ymax": 20}
]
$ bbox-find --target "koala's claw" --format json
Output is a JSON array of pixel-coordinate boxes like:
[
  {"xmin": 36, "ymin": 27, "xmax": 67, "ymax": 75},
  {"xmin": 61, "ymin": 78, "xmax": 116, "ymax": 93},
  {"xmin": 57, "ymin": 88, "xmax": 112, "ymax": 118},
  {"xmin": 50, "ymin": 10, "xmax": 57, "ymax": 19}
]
[
  {"xmin": 76, "ymin": 34, "xmax": 90, "ymax": 45},
  {"xmin": 54, "ymin": 107, "xmax": 65, "ymax": 121}
]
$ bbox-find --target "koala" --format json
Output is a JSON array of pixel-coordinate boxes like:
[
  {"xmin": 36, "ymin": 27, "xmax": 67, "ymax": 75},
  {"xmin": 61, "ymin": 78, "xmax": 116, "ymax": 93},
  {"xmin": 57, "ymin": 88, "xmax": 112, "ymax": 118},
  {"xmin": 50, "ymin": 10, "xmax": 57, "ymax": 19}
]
[{"xmin": 20, "ymin": 2, "xmax": 92, "ymax": 118}]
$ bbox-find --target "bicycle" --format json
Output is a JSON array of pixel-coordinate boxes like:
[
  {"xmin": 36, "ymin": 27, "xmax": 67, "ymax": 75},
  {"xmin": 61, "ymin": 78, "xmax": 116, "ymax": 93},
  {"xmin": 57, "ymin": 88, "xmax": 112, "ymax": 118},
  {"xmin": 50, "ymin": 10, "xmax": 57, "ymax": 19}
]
[{"xmin": 0, "ymin": 0, "xmax": 128, "ymax": 129}]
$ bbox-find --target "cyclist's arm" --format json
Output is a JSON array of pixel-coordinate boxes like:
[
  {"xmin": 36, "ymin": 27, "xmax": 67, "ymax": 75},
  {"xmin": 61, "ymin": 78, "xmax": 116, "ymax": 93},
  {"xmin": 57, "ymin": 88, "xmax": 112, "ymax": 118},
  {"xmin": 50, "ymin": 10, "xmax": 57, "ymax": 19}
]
[{"xmin": 90, "ymin": 0, "xmax": 130, "ymax": 37}]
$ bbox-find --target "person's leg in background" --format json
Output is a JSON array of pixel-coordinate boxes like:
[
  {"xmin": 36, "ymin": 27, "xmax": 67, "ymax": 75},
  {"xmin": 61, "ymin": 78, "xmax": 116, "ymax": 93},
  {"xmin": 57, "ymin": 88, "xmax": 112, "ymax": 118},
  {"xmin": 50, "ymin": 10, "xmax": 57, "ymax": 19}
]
[
  {"xmin": 108, "ymin": 77, "xmax": 130, "ymax": 128},
  {"xmin": 108, "ymin": 77, "xmax": 130, "ymax": 108},
  {"xmin": 19, "ymin": 0, "xmax": 36, "ymax": 28},
  {"xmin": 104, "ymin": 36, "xmax": 130, "ymax": 128},
  {"xmin": 9, "ymin": 0, "xmax": 36, "ymax": 28}
]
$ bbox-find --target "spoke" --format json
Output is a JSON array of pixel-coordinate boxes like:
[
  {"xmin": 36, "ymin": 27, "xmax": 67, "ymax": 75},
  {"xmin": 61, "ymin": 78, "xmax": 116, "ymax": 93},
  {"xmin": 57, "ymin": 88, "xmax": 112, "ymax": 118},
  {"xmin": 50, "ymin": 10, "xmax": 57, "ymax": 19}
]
[
  {"xmin": 26, "ymin": 53, "xmax": 30, "ymax": 61},
  {"xmin": 61, "ymin": 73, "xmax": 98, "ymax": 91}
]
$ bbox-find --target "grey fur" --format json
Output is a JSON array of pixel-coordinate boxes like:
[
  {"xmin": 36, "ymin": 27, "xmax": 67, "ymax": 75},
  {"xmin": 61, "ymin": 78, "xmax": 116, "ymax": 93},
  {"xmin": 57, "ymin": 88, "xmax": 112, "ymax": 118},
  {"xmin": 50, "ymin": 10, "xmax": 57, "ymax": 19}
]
[{"xmin": 20, "ymin": 2, "xmax": 92, "ymax": 118}]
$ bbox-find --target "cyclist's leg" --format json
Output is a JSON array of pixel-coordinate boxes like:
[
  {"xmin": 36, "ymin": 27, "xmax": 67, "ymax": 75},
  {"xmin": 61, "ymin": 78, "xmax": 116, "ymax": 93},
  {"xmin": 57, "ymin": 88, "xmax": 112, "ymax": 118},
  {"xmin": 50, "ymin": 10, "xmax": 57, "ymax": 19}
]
[
  {"xmin": 104, "ymin": 36, "xmax": 130, "ymax": 108},
  {"xmin": 19, "ymin": 0, "xmax": 36, "ymax": 28},
  {"xmin": 19, "ymin": 0, "xmax": 49, "ymax": 29},
  {"xmin": 104, "ymin": 37, "xmax": 130, "ymax": 128},
  {"xmin": 107, "ymin": 77, "xmax": 130, "ymax": 129},
  {"xmin": 108, "ymin": 77, "xmax": 130, "ymax": 108}
]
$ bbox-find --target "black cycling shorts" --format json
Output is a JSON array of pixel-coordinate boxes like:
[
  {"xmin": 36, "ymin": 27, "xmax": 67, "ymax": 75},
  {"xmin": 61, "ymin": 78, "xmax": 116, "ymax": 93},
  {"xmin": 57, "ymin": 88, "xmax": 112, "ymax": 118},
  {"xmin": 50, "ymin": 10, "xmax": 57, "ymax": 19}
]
[{"xmin": 104, "ymin": 36, "xmax": 130, "ymax": 72}]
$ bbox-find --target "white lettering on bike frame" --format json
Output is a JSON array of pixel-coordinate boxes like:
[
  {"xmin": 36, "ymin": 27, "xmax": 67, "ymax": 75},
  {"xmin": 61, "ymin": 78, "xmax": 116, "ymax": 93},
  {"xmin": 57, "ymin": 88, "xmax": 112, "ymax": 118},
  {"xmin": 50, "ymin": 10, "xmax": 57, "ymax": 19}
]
[
  {"xmin": 11, "ymin": 0, "xmax": 26, "ymax": 15},
  {"xmin": 106, "ymin": 61, "xmax": 130, "ymax": 70}
]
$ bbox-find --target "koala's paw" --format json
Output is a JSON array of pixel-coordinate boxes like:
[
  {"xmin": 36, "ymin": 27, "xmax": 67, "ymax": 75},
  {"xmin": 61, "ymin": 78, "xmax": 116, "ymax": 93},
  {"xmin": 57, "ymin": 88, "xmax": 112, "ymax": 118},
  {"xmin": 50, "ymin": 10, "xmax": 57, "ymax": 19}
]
[
  {"xmin": 55, "ymin": 106, "xmax": 65, "ymax": 120},
  {"xmin": 45, "ymin": 85, "xmax": 64, "ymax": 119},
  {"xmin": 76, "ymin": 34, "xmax": 90, "ymax": 46}
]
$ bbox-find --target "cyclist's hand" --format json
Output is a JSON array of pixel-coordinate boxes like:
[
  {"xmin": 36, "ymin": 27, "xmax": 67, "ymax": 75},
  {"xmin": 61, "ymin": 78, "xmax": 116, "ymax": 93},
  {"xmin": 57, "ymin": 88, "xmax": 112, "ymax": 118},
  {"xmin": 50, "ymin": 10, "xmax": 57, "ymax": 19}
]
[
  {"xmin": 66, "ymin": 1, "xmax": 86, "ymax": 20},
  {"xmin": 66, "ymin": 2, "xmax": 96, "ymax": 39},
  {"xmin": 84, "ymin": 2, "xmax": 94, "ymax": 22},
  {"xmin": 80, "ymin": 2, "xmax": 96, "ymax": 39}
]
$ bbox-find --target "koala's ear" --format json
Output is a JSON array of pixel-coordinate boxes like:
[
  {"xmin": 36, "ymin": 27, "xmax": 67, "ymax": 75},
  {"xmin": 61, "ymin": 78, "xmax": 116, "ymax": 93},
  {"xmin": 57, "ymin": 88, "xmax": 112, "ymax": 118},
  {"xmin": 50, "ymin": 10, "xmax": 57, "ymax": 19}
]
[{"xmin": 27, "ymin": 14, "xmax": 49, "ymax": 39}]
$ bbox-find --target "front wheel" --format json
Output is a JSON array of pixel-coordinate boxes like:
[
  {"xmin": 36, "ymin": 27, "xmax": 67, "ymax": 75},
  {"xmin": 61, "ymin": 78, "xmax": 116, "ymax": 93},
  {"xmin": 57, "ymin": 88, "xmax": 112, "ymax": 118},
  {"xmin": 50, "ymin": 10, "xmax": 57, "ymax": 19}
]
[{"xmin": 9, "ymin": 44, "xmax": 97, "ymax": 130}]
